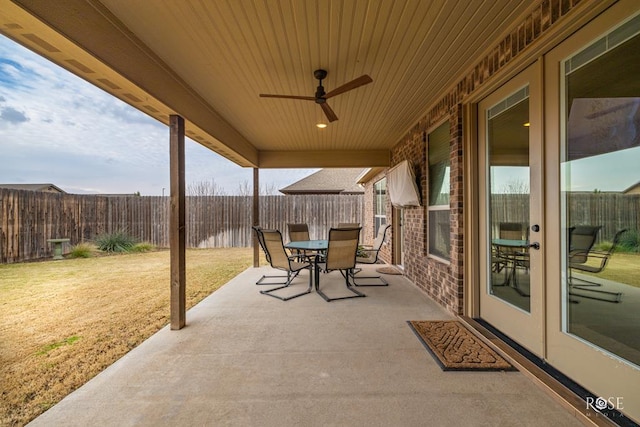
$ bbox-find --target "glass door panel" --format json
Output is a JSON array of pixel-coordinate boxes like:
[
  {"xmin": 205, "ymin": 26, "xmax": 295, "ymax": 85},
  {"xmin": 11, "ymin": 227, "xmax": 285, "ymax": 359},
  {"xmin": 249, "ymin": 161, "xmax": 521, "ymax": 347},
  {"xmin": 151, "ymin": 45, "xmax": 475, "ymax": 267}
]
[
  {"xmin": 478, "ymin": 64, "xmax": 543, "ymax": 356},
  {"xmin": 488, "ymin": 87, "xmax": 531, "ymax": 312},
  {"xmin": 561, "ymin": 15, "xmax": 640, "ymax": 368},
  {"xmin": 545, "ymin": 3, "xmax": 640, "ymax": 422}
]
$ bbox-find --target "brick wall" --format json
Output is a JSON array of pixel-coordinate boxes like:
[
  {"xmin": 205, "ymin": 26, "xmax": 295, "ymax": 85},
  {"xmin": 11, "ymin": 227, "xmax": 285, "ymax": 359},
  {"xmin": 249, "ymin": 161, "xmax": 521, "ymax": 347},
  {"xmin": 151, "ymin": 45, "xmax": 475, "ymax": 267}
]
[{"xmin": 362, "ymin": 0, "xmax": 584, "ymax": 315}]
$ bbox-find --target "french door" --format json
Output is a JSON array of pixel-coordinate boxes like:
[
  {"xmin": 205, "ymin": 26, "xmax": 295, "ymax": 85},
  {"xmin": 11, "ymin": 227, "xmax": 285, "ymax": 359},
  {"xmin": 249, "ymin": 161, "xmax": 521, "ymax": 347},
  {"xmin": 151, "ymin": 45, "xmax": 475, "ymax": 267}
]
[
  {"xmin": 544, "ymin": 2, "xmax": 640, "ymax": 421},
  {"xmin": 478, "ymin": 63, "xmax": 544, "ymax": 357},
  {"xmin": 476, "ymin": 2, "xmax": 640, "ymax": 421}
]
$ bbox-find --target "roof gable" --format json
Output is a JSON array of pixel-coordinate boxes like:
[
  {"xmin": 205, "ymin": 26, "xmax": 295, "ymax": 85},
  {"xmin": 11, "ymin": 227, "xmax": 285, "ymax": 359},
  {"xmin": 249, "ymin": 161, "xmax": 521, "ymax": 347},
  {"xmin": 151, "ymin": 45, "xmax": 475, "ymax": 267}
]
[{"xmin": 279, "ymin": 169, "xmax": 365, "ymax": 195}]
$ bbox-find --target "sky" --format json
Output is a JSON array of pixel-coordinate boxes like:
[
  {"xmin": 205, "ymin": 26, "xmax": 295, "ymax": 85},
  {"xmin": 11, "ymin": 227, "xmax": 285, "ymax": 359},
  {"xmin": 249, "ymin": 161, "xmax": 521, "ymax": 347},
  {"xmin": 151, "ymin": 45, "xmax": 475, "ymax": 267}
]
[{"xmin": 0, "ymin": 35, "xmax": 316, "ymax": 196}]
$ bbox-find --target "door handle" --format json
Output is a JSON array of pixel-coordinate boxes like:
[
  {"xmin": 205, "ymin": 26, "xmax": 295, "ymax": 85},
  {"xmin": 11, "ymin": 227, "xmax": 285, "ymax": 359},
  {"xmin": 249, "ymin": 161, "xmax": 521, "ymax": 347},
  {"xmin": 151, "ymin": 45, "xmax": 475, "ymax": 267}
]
[{"xmin": 529, "ymin": 242, "xmax": 540, "ymax": 250}]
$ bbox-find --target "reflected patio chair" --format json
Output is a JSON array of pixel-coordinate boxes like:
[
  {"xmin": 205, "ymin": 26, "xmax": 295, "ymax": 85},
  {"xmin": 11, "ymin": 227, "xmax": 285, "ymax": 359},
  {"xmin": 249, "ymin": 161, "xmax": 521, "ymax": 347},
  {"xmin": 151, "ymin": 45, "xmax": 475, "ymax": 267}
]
[
  {"xmin": 255, "ymin": 228, "xmax": 313, "ymax": 301},
  {"xmin": 317, "ymin": 227, "xmax": 366, "ymax": 302},
  {"xmin": 569, "ymin": 227, "xmax": 627, "ymax": 302},
  {"xmin": 353, "ymin": 224, "xmax": 391, "ymax": 286},
  {"xmin": 567, "ymin": 225, "xmax": 601, "ymax": 287},
  {"xmin": 492, "ymin": 222, "xmax": 526, "ymax": 285}
]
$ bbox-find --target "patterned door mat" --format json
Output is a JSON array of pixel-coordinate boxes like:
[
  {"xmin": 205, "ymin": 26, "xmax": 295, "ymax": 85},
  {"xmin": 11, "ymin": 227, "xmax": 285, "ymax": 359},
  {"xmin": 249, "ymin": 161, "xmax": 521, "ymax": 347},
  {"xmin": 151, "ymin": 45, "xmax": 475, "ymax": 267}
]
[{"xmin": 408, "ymin": 320, "xmax": 516, "ymax": 371}]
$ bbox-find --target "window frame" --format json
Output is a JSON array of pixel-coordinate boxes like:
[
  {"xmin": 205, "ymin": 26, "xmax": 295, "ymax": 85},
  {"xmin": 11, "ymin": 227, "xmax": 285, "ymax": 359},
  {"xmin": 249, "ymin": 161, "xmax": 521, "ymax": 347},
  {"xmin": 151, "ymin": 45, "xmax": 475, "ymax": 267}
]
[
  {"xmin": 373, "ymin": 177, "xmax": 387, "ymax": 238},
  {"xmin": 426, "ymin": 120, "xmax": 451, "ymax": 262}
]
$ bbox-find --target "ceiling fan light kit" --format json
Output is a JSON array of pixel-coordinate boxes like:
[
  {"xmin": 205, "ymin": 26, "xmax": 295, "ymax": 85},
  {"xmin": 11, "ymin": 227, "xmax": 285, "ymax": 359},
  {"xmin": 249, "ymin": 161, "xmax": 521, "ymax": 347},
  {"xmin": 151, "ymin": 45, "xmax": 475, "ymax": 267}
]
[{"xmin": 259, "ymin": 69, "xmax": 373, "ymax": 123}]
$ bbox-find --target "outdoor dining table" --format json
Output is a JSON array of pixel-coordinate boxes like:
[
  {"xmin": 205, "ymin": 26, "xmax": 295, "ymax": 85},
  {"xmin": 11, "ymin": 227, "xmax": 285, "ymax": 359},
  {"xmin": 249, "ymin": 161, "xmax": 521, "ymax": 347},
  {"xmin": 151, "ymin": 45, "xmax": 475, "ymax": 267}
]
[{"xmin": 285, "ymin": 239, "xmax": 327, "ymax": 290}]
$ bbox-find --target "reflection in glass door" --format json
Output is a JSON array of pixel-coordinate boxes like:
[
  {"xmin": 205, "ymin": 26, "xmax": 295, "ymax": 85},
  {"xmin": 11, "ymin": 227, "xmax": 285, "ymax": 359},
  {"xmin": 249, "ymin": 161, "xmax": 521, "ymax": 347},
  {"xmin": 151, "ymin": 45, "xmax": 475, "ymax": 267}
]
[
  {"xmin": 487, "ymin": 87, "xmax": 532, "ymax": 312},
  {"xmin": 561, "ymin": 17, "xmax": 640, "ymax": 368},
  {"xmin": 478, "ymin": 63, "xmax": 543, "ymax": 357}
]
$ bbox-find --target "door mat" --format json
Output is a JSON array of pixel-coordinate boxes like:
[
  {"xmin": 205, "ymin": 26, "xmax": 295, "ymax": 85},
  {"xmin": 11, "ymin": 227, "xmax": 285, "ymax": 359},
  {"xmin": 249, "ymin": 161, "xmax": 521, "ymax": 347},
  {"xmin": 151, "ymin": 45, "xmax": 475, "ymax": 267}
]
[
  {"xmin": 376, "ymin": 265, "xmax": 402, "ymax": 275},
  {"xmin": 408, "ymin": 320, "xmax": 516, "ymax": 371}
]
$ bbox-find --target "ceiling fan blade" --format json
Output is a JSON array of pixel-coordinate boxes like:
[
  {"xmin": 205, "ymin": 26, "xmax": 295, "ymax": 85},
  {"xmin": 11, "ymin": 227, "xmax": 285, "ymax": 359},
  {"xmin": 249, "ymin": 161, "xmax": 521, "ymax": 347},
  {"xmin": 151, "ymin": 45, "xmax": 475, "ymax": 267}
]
[
  {"xmin": 324, "ymin": 75, "xmax": 373, "ymax": 99},
  {"xmin": 320, "ymin": 102, "xmax": 338, "ymax": 122},
  {"xmin": 259, "ymin": 94, "xmax": 316, "ymax": 101}
]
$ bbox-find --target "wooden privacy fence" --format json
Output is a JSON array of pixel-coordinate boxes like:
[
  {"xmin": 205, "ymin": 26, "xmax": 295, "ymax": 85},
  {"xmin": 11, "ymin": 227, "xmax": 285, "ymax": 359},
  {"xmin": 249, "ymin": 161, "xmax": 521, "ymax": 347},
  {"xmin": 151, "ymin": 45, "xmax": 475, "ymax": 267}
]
[
  {"xmin": 0, "ymin": 189, "xmax": 364, "ymax": 263},
  {"xmin": 491, "ymin": 193, "xmax": 640, "ymax": 242}
]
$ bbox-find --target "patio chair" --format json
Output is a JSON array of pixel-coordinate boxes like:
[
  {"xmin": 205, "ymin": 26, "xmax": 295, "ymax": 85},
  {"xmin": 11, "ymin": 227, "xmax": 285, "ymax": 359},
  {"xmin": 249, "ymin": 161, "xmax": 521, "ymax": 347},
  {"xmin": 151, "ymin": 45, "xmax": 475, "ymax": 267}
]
[
  {"xmin": 569, "ymin": 227, "xmax": 627, "ymax": 302},
  {"xmin": 337, "ymin": 222, "xmax": 360, "ymax": 228},
  {"xmin": 252, "ymin": 226, "xmax": 292, "ymax": 286},
  {"xmin": 287, "ymin": 223, "xmax": 310, "ymax": 260},
  {"xmin": 317, "ymin": 227, "xmax": 366, "ymax": 302},
  {"xmin": 352, "ymin": 224, "xmax": 391, "ymax": 286},
  {"xmin": 567, "ymin": 225, "xmax": 601, "ymax": 287},
  {"xmin": 255, "ymin": 228, "xmax": 313, "ymax": 301}
]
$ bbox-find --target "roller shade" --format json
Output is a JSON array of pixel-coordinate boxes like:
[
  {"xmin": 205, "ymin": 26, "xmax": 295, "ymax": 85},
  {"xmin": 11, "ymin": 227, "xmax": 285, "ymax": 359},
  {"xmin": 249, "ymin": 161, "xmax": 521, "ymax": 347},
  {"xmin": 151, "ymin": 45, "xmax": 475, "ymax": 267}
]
[{"xmin": 388, "ymin": 160, "xmax": 421, "ymax": 207}]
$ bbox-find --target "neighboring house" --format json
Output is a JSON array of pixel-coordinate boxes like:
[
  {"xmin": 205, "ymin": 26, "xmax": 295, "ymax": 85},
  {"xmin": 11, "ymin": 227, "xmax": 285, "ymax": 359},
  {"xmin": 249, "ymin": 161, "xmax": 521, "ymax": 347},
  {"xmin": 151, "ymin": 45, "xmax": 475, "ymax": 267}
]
[
  {"xmin": 279, "ymin": 168, "xmax": 365, "ymax": 195},
  {"xmin": 623, "ymin": 181, "xmax": 640, "ymax": 195},
  {"xmin": 0, "ymin": 183, "xmax": 66, "ymax": 193}
]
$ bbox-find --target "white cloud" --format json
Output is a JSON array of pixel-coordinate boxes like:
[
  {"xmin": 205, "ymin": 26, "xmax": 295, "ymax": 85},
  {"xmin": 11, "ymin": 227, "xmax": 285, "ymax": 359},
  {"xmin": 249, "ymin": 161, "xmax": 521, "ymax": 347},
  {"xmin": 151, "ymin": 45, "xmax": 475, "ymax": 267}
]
[{"xmin": 0, "ymin": 36, "xmax": 317, "ymax": 195}]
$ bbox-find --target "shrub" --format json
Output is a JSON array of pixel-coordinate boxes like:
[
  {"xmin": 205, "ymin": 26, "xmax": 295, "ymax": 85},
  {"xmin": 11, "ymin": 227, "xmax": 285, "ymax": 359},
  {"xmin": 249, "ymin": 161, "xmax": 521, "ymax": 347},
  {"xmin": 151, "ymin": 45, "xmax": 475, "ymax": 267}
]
[
  {"xmin": 69, "ymin": 243, "xmax": 95, "ymax": 258},
  {"xmin": 131, "ymin": 242, "xmax": 155, "ymax": 253},
  {"xmin": 598, "ymin": 230, "xmax": 640, "ymax": 254},
  {"xmin": 95, "ymin": 231, "xmax": 137, "ymax": 253},
  {"xmin": 593, "ymin": 241, "xmax": 613, "ymax": 252},
  {"xmin": 618, "ymin": 229, "xmax": 640, "ymax": 253}
]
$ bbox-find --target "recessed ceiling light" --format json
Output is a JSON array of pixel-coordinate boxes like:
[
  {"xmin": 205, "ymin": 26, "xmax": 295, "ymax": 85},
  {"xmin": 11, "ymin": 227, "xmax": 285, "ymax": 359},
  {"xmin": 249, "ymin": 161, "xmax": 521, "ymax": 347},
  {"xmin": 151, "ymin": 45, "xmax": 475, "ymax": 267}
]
[{"xmin": 316, "ymin": 123, "xmax": 327, "ymax": 129}]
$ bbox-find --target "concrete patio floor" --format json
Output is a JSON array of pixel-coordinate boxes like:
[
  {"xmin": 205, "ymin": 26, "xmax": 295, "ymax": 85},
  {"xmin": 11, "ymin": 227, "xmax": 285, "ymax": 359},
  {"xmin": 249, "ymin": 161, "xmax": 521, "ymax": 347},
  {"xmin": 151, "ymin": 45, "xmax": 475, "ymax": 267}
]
[{"xmin": 29, "ymin": 265, "xmax": 583, "ymax": 426}]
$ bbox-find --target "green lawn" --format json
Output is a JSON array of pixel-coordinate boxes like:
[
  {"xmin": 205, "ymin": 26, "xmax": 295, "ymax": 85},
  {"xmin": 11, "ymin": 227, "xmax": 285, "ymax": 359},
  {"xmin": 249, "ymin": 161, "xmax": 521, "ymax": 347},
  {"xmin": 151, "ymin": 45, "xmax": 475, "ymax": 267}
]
[
  {"xmin": 0, "ymin": 248, "xmax": 260, "ymax": 427},
  {"xmin": 578, "ymin": 252, "xmax": 640, "ymax": 288}
]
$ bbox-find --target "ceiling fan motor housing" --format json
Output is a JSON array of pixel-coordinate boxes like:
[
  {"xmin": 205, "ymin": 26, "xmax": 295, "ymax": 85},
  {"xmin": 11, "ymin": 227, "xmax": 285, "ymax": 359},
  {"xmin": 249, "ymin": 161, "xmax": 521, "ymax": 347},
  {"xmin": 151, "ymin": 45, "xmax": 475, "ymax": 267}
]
[{"xmin": 314, "ymin": 69, "xmax": 327, "ymax": 102}]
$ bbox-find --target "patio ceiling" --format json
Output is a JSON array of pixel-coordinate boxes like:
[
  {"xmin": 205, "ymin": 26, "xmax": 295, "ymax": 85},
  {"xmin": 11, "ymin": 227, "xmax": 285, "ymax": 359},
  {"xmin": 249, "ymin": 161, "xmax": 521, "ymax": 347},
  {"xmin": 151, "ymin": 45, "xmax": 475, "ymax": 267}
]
[{"xmin": 1, "ymin": 0, "xmax": 533, "ymax": 169}]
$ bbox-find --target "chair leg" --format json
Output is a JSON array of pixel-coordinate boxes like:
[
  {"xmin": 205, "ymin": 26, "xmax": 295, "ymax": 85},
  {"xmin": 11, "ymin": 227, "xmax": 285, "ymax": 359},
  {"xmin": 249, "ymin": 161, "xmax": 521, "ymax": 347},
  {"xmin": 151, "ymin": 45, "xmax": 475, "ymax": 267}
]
[
  {"xmin": 568, "ymin": 272, "xmax": 622, "ymax": 303},
  {"xmin": 260, "ymin": 269, "xmax": 312, "ymax": 301},
  {"xmin": 569, "ymin": 286, "xmax": 622, "ymax": 303},
  {"xmin": 255, "ymin": 270, "xmax": 298, "ymax": 286},
  {"xmin": 316, "ymin": 269, "xmax": 366, "ymax": 302},
  {"xmin": 351, "ymin": 266, "xmax": 389, "ymax": 287},
  {"xmin": 568, "ymin": 288, "xmax": 622, "ymax": 303}
]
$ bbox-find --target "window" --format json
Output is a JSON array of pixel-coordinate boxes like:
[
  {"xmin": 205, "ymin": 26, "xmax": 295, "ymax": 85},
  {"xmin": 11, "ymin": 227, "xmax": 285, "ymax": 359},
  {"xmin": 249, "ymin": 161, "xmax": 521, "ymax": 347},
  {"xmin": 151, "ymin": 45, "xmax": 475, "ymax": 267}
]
[
  {"xmin": 374, "ymin": 178, "xmax": 387, "ymax": 236},
  {"xmin": 428, "ymin": 122, "xmax": 451, "ymax": 260}
]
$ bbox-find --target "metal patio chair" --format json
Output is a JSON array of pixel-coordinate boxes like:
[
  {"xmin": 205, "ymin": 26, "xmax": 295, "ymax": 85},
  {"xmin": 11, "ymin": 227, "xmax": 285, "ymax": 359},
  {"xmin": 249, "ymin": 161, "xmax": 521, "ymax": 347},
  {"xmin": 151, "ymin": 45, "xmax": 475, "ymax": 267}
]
[
  {"xmin": 353, "ymin": 223, "xmax": 391, "ymax": 286},
  {"xmin": 252, "ymin": 226, "xmax": 293, "ymax": 286},
  {"xmin": 254, "ymin": 228, "xmax": 313, "ymax": 301},
  {"xmin": 287, "ymin": 223, "xmax": 311, "ymax": 260},
  {"xmin": 569, "ymin": 227, "xmax": 627, "ymax": 302},
  {"xmin": 337, "ymin": 222, "xmax": 360, "ymax": 228},
  {"xmin": 317, "ymin": 227, "xmax": 366, "ymax": 302}
]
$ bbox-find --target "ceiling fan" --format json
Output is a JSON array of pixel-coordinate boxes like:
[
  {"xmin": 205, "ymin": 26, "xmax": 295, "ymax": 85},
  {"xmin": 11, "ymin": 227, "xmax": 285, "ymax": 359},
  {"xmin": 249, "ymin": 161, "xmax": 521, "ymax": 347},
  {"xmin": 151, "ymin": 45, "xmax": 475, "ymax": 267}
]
[{"xmin": 259, "ymin": 69, "xmax": 373, "ymax": 123}]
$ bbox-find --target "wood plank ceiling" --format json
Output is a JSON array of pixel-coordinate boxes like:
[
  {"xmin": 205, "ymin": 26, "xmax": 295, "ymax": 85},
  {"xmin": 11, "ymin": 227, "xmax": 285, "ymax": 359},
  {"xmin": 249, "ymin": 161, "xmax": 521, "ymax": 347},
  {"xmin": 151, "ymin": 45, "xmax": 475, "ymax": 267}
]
[{"xmin": 1, "ymin": 0, "xmax": 533, "ymax": 168}]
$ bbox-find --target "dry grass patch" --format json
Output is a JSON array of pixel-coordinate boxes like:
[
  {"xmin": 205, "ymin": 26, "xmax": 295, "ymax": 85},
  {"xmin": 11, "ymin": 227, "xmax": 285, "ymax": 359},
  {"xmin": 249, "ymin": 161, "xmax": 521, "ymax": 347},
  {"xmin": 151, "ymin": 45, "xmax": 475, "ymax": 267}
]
[
  {"xmin": 0, "ymin": 248, "xmax": 255, "ymax": 427},
  {"xmin": 579, "ymin": 252, "xmax": 640, "ymax": 288}
]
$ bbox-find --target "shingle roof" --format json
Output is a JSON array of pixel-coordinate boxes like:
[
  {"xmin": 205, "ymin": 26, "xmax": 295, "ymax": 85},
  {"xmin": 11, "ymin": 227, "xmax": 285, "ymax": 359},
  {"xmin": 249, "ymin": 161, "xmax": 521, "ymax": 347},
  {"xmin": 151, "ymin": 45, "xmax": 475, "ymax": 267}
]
[
  {"xmin": 0, "ymin": 183, "xmax": 66, "ymax": 193},
  {"xmin": 623, "ymin": 181, "xmax": 640, "ymax": 194},
  {"xmin": 279, "ymin": 169, "xmax": 365, "ymax": 195}
]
